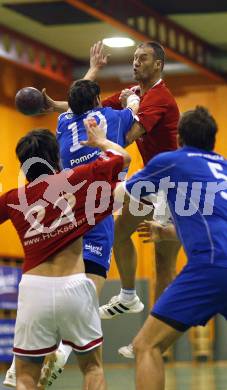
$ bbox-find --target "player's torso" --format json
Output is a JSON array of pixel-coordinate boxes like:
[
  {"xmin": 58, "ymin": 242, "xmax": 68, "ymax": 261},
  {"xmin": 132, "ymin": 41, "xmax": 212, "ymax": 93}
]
[
  {"xmin": 168, "ymin": 147, "xmax": 227, "ymax": 266},
  {"xmin": 137, "ymin": 83, "xmax": 179, "ymax": 165},
  {"xmin": 57, "ymin": 108, "xmax": 125, "ymax": 264},
  {"xmin": 103, "ymin": 82, "xmax": 179, "ymax": 165},
  {"xmin": 6, "ymin": 172, "xmax": 94, "ymax": 272},
  {"xmin": 57, "ymin": 107, "xmax": 126, "ymax": 169}
]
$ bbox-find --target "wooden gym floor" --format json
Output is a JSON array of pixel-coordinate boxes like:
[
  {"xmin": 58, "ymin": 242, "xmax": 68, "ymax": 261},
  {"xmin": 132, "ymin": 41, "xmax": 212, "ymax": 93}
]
[{"xmin": 1, "ymin": 362, "xmax": 227, "ymax": 389}]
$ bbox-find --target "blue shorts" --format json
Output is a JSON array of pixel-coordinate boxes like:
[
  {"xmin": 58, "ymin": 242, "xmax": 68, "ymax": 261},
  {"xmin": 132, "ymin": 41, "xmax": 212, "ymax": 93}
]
[
  {"xmin": 83, "ymin": 215, "xmax": 114, "ymax": 273},
  {"xmin": 151, "ymin": 263, "xmax": 227, "ymax": 331}
]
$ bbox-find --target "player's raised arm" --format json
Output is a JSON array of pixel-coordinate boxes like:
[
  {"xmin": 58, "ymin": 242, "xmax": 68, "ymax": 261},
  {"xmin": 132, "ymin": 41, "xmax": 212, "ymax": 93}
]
[
  {"xmin": 84, "ymin": 41, "xmax": 110, "ymax": 81},
  {"xmin": 40, "ymin": 42, "xmax": 109, "ymax": 114},
  {"xmin": 82, "ymin": 118, "xmax": 131, "ymax": 170}
]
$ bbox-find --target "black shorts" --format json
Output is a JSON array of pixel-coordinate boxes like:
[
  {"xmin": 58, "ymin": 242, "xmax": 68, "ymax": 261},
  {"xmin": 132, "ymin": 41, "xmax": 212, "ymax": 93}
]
[{"xmin": 84, "ymin": 259, "xmax": 107, "ymax": 279}]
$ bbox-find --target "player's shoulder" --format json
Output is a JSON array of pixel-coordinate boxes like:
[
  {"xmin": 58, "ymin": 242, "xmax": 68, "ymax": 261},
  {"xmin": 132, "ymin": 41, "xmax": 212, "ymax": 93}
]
[
  {"xmin": 155, "ymin": 148, "xmax": 182, "ymax": 162},
  {"xmin": 100, "ymin": 105, "xmax": 126, "ymax": 115},
  {"xmin": 0, "ymin": 188, "xmax": 19, "ymax": 206},
  {"xmin": 94, "ymin": 106, "xmax": 119, "ymax": 122},
  {"xmin": 99, "ymin": 106, "xmax": 113, "ymax": 114},
  {"xmin": 58, "ymin": 110, "xmax": 76, "ymax": 124},
  {"xmin": 145, "ymin": 80, "xmax": 176, "ymax": 103},
  {"xmin": 100, "ymin": 105, "xmax": 123, "ymax": 118},
  {"xmin": 147, "ymin": 149, "xmax": 182, "ymax": 170}
]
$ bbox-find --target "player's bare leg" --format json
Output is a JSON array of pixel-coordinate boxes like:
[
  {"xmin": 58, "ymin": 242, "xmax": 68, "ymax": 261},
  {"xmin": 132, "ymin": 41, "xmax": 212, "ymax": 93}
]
[
  {"xmin": 77, "ymin": 346, "xmax": 107, "ymax": 390},
  {"xmin": 133, "ymin": 315, "xmax": 181, "ymax": 390},
  {"xmin": 15, "ymin": 356, "xmax": 42, "ymax": 390},
  {"xmin": 114, "ymin": 197, "xmax": 153, "ymax": 286},
  {"xmin": 136, "ymin": 220, "xmax": 180, "ymax": 300},
  {"xmin": 86, "ymin": 274, "xmax": 105, "ymax": 296},
  {"xmin": 114, "ymin": 198, "xmax": 153, "ymax": 289},
  {"xmin": 99, "ymin": 198, "xmax": 152, "ymax": 319},
  {"xmin": 154, "ymin": 240, "xmax": 181, "ymax": 300}
]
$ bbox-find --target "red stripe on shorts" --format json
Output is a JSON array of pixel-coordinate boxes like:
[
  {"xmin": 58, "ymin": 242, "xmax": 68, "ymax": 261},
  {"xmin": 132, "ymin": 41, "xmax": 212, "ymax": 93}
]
[
  {"xmin": 62, "ymin": 337, "xmax": 103, "ymax": 352},
  {"xmin": 13, "ymin": 344, "xmax": 58, "ymax": 356}
]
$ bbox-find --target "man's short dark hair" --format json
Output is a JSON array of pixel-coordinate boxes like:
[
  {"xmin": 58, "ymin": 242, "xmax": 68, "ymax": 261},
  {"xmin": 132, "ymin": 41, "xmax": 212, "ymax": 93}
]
[
  {"xmin": 16, "ymin": 129, "xmax": 60, "ymax": 182},
  {"xmin": 68, "ymin": 79, "xmax": 100, "ymax": 115},
  {"xmin": 138, "ymin": 41, "xmax": 165, "ymax": 70},
  {"xmin": 178, "ymin": 106, "xmax": 218, "ymax": 151}
]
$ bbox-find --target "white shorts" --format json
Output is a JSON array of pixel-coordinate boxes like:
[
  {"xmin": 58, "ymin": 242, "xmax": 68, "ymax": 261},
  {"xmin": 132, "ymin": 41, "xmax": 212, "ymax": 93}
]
[{"xmin": 13, "ymin": 274, "xmax": 102, "ymax": 357}]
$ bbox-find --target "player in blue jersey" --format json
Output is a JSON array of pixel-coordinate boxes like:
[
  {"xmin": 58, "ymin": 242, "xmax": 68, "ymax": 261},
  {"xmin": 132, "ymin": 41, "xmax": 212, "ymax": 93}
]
[
  {"xmin": 117, "ymin": 106, "xmax": 227, "ymax": 389},
  {"xmin": 57, "ymin": 79, "xmax": 140, "ymax": 296}
]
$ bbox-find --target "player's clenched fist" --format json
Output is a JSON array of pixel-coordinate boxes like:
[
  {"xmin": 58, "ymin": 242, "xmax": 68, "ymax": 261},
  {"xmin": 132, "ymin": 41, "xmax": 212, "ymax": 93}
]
[{"xmin": 137, "ymin": 221, "xmax": 178, "ymax": 243}]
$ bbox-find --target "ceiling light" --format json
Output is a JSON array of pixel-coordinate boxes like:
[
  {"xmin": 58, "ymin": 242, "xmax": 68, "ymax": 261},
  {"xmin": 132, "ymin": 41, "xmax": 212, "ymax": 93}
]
[{"xmin": 103, "ymin": 37, "xmax": 135, "ymax": 48}]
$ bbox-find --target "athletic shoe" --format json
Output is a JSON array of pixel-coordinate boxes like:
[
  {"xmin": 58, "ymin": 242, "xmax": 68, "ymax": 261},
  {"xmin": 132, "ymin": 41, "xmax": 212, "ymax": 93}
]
[
  {"xmin": 118, "ymin": 344, "xmax": 135, "ymax": 359},
  {"xmin": 99, "ymin": 295, "xmax": 144, "ymax": 319},
  {"xmin": 3, "ymin": 368, "xmax": 16, "ymax": 388},
  {"xmin": 38, "ymin": 350, "xmax": 65, "ymax": 388}
]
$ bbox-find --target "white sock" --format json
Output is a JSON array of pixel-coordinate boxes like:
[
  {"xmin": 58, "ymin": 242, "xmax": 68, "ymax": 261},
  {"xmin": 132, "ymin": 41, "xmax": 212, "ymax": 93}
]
[
  {"xmin": 59, "ymin": 342, "xmax": 72, "ymax": 364},
  {"xmin": 119, "ymin": 288, "xmax": 136, "ymax": 302},
  {"xmin": 9, "ymin": 355, "xmax": 16, "ymax": 373}
]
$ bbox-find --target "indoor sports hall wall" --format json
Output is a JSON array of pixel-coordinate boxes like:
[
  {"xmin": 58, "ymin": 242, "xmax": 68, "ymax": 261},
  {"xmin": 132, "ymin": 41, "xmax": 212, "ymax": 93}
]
[{"xmin": 0, "ymin": 61, "xmax": 227, "ymax": 286}]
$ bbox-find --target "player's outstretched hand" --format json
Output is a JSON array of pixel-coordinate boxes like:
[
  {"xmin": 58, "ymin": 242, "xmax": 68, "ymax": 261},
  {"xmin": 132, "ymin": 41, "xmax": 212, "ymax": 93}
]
[
  {"xmin": 137, "ymin": 221, "xmax": 177, "ymax": 243},
  {"xmin": 82, "ymin": 118, "xmax": 106, "ymax": 147},
  {"xmin": 41, "ymin": 89, "xmax": 68, "ymax": 114},
  {"xmin": 90, "ymin": 41, "xmax": 110, "ymax": 70},
  {"xmin": 41, "ymin": 88, "xmax": 56, "ymax": 113}
]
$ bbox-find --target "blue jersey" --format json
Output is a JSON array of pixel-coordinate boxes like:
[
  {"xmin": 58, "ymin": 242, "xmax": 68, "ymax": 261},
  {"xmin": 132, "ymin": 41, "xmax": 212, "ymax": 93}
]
[
  {"xmin": 56, "ymin": 106, "xmax": 134, "ymax": 271},
  {"xmin": 57, "ymin": 106, "xmax": 134, "ymax": 169},
  {"xmin": 125, "ymin": 146, "xmax": 227, "ymax": 267}
]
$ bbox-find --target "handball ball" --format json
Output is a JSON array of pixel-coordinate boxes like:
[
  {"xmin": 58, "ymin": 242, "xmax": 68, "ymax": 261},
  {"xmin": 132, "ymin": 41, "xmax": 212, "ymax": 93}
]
[{"xmin": 15, "ymin": 87, "xmax": 44, "ymax": 115}]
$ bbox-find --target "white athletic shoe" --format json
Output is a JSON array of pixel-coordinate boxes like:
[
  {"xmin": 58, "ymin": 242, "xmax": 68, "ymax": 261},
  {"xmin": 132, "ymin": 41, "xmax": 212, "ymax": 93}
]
[
  {"xmin": 38, "ymin": 350, "xmax": 65, "ymax": 388},
  {"xmin": 118, "ymin": 344, "xmax": 135, "ymax": 359},
  {"xmin": 99, "ymin": 295, "xmax": 144, "ymax": 319},
  {"xmin": 3, "ymin": 368, "xmax": 16, "ymax": 388}
]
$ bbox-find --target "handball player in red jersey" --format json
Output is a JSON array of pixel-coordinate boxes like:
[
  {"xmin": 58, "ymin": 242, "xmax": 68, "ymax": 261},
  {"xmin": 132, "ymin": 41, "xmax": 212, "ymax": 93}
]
[
  {"xmin": 0, "ymin": 118, "xmax": 130, "ymax": 390},
  {"xmin": 98, "ymin": 41, "xmax": 181, "ymax": 318},
  {"xmin": 42, "ymin": 41, "xmax": 181, "ymax": 318}
]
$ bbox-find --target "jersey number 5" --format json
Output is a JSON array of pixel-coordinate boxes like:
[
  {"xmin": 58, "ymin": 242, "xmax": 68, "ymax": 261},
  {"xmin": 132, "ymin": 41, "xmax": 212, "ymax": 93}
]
[{"xmin": 208, "ymin": 162, "xmax": 227, "ymax": 200}]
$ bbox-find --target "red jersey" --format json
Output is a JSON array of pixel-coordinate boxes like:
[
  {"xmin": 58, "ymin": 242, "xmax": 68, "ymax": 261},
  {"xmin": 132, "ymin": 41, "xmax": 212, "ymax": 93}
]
[
  {"xmin": 102, "ymin": 80, "xmax": 179, "ymax": 165},
  {"xmin": 0, "ymin": 150, "xmax": 123, "ymax": 273}
]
